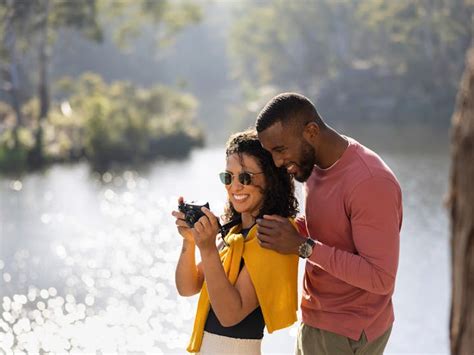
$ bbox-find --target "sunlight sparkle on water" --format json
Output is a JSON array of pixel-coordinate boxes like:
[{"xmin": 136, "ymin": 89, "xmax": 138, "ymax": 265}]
[
  {"xmin": 1, "ymin": 171, "xmax": 195, "ymax": 353},
  {"xmin": 10, "ymin": 180, "xmax": 23, "ymax": 191}
]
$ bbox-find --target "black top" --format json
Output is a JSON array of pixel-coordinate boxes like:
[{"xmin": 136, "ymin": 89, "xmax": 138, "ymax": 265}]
[{"xmin": 203, "ymin": 226, "xmax": 265, "ymax": 339}]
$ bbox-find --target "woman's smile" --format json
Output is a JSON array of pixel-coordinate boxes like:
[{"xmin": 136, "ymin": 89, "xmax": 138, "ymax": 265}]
[{"xmin": 232, "ymin": 193, "xmax": 250, "ymax": 202}]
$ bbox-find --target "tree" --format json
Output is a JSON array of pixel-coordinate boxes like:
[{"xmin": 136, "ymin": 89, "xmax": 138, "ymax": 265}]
[
  {"xmin": 0, "ymin": 0, "xmax": 201, "ymax": 168},
  {"xmin": 0, "ymin": 0, "xmax": 33, "ymax": 144},
  {"xmin": 228, "ymin": 0, "xmax": 473, "ymax": 125},
  {"xmin": 449, "ymin": 47, "xmax": 474, "ymax": 354},
  {"xmin": 229, "ymin": 0, "xmax": 358, "ymax": 93},
  {"xmin": 356, "ymin": 0, "xmax": 473, "ymax": 113},
  {"xmin": 30, "ymin": 0, "xmax": 103, "ymax": 166},
  {"xmin": 0, "ymin": 0, "xmax": 103, "ymax": 165}
]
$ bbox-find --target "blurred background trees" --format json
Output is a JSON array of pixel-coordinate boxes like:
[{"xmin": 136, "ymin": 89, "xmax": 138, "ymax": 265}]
[
  {"xmin": 0, "ymin": 0, "xmax": 472, "ymax": 173},
  {"xmin": 229, "ymin": 0, "xmax": 474, "ymax": 127},
  {"xmin": 0, "ymin": 0, "xmax": 202, "ymax": 172}
]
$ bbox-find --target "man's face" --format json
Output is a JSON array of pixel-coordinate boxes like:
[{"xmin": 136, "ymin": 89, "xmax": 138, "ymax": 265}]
[{"xmin": 258, "ymin": 121, "xmax": 317, "ymax": 182}]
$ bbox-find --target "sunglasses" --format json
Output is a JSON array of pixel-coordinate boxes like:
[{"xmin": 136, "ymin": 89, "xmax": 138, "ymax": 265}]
[{"xmin": 219, "ymin": 171, "xmax": 264, "ymax": 185}]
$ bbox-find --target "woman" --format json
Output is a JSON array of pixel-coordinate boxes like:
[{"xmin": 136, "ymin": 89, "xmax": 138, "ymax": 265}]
[{"xmin": 172, "ymin": 129, "xmax": 299, "ymax": 354}]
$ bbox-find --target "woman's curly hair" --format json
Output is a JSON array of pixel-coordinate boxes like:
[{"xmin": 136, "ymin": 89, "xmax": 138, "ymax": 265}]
[{"xmin": 222, "ymin": 129, "xmax": 298, "ymax": 222}]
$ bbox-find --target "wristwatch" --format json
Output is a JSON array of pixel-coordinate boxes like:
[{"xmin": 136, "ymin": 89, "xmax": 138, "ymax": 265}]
[{"xmin": 298, "ymin": 238, "xmax": 315, "ymax": 259}]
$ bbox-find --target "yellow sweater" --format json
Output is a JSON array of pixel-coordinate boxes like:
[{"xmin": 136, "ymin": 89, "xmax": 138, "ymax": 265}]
[{"xmin": 187, "ymin": 222, "xmax": 299, "ymax": 353}]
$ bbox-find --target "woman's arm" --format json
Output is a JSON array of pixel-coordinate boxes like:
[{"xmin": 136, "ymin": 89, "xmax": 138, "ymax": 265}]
[
  {"xmin": 175, "ymin": 239, "xmax": 204, "ymax": 296},
  {"xmin": 193, "ymin": 207, "xmax": 259, "ymax": 327},
  {"xmin": 200, "ymin": 248, "xmax": 259, "ymax": 326}
]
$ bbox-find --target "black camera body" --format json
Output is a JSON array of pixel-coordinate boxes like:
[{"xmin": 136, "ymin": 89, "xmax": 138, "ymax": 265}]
[
  {"xmin": 178, "ymin": 201, "xmax": 241, "ymax": 246},
  {"xmin": 178, "ymin": 201, "xmax": 210, "ymax": 228}
]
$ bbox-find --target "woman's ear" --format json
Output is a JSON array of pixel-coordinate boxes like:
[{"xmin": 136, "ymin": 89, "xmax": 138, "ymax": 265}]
[{"xmin": 302, "ymin": 122, "xmax": 320, "ymax": 142}]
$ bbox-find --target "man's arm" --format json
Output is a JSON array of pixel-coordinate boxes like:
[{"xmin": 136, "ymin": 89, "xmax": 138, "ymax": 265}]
[{"xmin": 309, "ymin": 177, "xmax": 402, "ymax": 295}]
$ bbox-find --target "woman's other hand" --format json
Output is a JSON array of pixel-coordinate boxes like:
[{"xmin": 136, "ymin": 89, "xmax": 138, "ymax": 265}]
[
  {"xmin": 172, "ymin": 196, "xmax": 194, "ymax": 241},
  {"xmin": 192, "ymin": 207, "xmax": 219, "ymax": 253}
]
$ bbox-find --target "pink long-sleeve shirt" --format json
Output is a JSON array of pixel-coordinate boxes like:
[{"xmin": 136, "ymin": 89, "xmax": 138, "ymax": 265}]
[{"xmin": 296, "ymin": 137, "xmax": 402, "ymax": 342}]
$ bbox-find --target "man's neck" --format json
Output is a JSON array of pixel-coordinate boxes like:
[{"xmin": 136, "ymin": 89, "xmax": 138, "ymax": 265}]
[{"xmin": 316, "ymin": 127, "xmax": 349, "ymax": 169}]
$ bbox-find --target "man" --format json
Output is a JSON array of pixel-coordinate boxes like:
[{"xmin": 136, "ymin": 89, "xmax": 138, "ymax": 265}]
[{"xmin": 255, "ymin": 93, "xmax": 402, "ymax": 355}]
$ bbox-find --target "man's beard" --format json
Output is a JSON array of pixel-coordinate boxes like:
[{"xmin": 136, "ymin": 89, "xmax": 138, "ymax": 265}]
[{"xmin": 295, "ymin": 141, "xmax": 317, "ymax": 182}]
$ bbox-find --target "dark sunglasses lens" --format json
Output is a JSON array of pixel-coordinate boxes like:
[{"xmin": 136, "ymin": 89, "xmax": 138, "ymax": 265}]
[
  {"xmin": 239, "ymin": 172, "xmax": 252, "ymax": 185},
  {"xmin": 219, "ymin": 172, "xmax": 232, "ymax": 185}
]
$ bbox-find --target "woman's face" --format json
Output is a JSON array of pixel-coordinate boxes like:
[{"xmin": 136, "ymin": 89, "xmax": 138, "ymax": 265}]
[{"xmin": 224, "ymin": 153, "xmax": 266, "ymax": 216}]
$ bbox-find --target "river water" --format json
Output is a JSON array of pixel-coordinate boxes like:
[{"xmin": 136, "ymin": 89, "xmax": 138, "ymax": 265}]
[{"xmin": 0, "ymin": 125, "xmax": 451, "ymax": 354}]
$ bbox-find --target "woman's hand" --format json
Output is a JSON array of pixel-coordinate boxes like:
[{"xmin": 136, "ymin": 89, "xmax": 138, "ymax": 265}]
[
  {"xmin": 192, "ymin": 207, "xmax": 220, "ymax": 253},
  {"xmin": 171, "ymin": 197, "xmax": 194, "ymax": 241}
]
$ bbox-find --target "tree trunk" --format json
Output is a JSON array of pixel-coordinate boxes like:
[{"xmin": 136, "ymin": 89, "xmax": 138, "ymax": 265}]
[
  {"xmin": 449, "ymin": 47, "xmax": 474, "ymax": 355},
  {"xmin": 30, "ymin": 0, "xmax": 50, "ymax": 167},
  {"xmin": 38, "ymin": 0, "xmax": 50, "ymax": 120},
  {"xmin": 3, "ymin": 1, "xmax": 24, "ymax": 145}
]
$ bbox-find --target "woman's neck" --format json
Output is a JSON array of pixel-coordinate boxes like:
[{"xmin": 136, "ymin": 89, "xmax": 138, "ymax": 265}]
[{"xmin": 241, "ymin": 213, "xmax": 256, "ymax": 229}]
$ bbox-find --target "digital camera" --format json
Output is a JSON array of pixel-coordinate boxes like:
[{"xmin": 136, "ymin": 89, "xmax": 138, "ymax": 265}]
[{"xmin": 178, "ymin": 201, "xmax": 210, "ymax": 228}]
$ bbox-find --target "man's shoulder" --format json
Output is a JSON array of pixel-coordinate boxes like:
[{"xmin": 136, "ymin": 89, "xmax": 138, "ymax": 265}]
[
  {"xmin": 342, "ymin": 140, "xmax": 402, "ymax": 214},
  {"xmin": 348, "ymin": 138, "xmax": 399, "ymax": 186}
]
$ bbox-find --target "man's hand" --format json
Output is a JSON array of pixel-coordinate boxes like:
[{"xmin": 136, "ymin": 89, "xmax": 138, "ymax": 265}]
[{"xmin": 256, "ymin": 215, "xmax": 306, "ymax": 255}]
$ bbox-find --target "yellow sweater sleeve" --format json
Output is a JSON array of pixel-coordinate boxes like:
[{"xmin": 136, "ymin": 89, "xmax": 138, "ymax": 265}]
[
  {"xmin": 186, "ymin": 233, "xmax": 245, "ymax": 353},
  {"xmin": 243, "ymin": 237, "xmax": 299, "ymax": 332}
]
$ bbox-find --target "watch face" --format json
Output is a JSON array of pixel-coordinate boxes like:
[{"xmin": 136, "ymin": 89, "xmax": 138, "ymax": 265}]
[{"xmin": 299, "ymin": 242, "xmax": 313, "ymax": 258}]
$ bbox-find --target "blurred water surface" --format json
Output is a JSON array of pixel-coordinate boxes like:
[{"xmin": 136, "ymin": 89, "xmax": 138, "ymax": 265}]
[{"xmin": 0, "ymin": 125, "xmax": 450, "ymax": 354}]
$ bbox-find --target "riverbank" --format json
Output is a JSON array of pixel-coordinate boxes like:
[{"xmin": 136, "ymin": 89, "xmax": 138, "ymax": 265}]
[{"xmin": 0, "ymin": 74, "xmax": 204, "ymax": 175}]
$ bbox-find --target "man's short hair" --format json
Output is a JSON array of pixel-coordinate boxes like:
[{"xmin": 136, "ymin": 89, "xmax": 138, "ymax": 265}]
[{"xmin": 255, "ymin": 92, "xmax": 324, "ymax": 133}]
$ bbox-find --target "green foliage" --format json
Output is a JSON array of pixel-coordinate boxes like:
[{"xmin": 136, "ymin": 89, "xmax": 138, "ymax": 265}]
[
  {"xmin": 0, "ymin": 0, "xmax": 204, "ymax": 172},
  {"xmin": 50, "ymin": 0, "xmax": 102, "ymax": 41},
  {"xmin": 0, "ymin": 74, "xmax": 204, "ymax": 173},
  {"xmin": 229, "ymin": 0, "xmax": 473, "ymax": 124},
  {"xmin": 0, "ymin": 0, "xmax": 103, "ymax": 55},
  {"xmin": 229, "ymin": 0, "xmax": 358, "ymax": 89},
  {"xmin": 99, "ymin": 0, "xmax": 202, "ymax": 49},
  {"xmin": 0, "ymin": 0, "xmax": 203, "ymax": 158},
  {"xmin": 0, "ymin": 126, "xmax": 34, "ymax": 173},
  {"xmin": 53, "ymin": 73, "xmax": 204, "ymax": 168}
]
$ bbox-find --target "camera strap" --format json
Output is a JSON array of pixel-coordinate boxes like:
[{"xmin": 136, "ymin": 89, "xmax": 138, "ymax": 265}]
[{"xmin": 218, "ymin": 217, "xmax": 242, "ymax": 246}]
